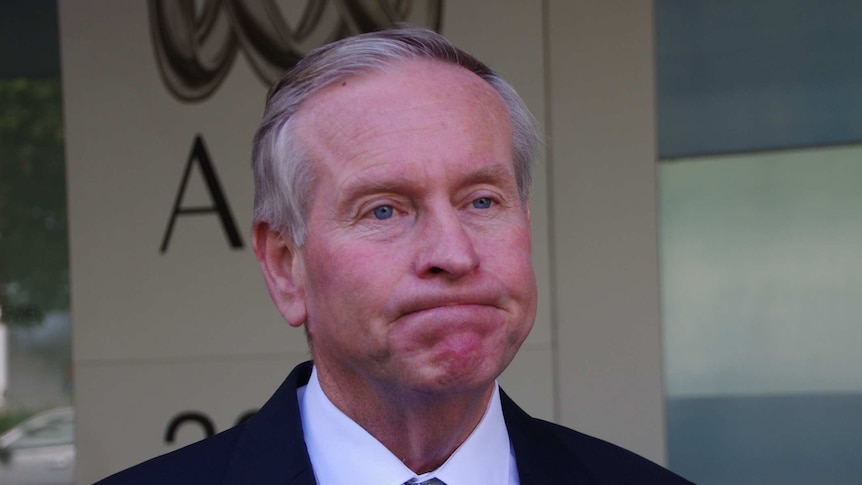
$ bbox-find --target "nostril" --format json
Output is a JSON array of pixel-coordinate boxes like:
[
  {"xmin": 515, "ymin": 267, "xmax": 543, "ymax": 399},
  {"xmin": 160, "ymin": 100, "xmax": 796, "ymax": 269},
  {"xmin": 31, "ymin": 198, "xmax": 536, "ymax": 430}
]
[{"xmin": 429, "ymin": 266, "xmax": 444, "ymax": 274}]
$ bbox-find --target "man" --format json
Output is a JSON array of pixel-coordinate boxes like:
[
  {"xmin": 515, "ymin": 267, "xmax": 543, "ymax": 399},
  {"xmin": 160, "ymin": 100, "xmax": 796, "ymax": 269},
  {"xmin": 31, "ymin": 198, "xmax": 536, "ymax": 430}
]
[{"xmin": 99, "ymin": 28, "xmax": 691, "ymax": 484}]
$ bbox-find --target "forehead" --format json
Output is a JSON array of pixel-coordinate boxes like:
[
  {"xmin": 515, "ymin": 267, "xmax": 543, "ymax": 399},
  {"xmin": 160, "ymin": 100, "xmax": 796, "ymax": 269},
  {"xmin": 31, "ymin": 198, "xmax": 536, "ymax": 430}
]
[{"xmin": 294, "ymin": 59, "xmax": 511, "ymax": 158}]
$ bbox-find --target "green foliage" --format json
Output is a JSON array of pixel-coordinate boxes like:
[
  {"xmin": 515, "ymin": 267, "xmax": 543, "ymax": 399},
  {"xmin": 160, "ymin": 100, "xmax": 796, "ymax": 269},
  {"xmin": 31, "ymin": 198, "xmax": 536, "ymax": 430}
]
[{"xmin": 0, "ymin": 78, "xmax": 68, "ymax": 326}]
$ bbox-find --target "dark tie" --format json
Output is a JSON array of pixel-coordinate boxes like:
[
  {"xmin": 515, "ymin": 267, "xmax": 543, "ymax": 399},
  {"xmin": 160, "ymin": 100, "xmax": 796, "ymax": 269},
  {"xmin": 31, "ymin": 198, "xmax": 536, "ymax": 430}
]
[{"xmin": 406, "ymin": 479, "xmax": 446, "ymax": 485}]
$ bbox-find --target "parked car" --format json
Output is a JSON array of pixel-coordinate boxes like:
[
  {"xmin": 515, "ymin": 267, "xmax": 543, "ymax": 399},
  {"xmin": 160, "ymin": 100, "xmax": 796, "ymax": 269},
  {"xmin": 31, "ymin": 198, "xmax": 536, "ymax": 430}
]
[{"xmin": 0, "ymin": 407, "xmax": 75, "ymax": 485}]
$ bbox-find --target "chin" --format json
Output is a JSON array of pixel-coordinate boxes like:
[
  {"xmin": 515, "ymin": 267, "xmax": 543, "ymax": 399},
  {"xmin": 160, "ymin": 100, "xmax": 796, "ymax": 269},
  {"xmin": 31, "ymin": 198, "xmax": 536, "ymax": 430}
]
[{"xmin": 410, "ymin": 351, "xmax": 508, "ymax": 395}]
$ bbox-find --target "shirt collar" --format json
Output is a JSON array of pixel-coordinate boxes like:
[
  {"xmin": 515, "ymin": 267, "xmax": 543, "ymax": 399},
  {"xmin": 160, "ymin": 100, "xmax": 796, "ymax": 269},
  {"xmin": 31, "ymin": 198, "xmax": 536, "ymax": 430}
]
[{"xmin": 299, "ymin": 366, "xmax": 516, "ymax": 485}]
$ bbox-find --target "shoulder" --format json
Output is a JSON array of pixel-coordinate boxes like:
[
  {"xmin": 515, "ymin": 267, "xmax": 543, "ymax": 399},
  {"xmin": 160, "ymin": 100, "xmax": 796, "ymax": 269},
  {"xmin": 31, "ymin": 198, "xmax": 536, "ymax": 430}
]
[
  {"xmin": 533, "ymin": 418, "xmax": 693, "ymax": 483},
  {"xmin": 95, "ymin": 426, "xmax": 244, "ymax": 484},
  {"xmin": 501, "ymin": 392, "xmax": 693, "ymax": 484}
]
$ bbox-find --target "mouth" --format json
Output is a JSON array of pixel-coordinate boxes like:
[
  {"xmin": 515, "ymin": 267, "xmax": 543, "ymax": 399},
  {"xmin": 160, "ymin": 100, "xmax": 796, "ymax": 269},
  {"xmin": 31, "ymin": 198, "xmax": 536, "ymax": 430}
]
[
  {"xmin": 396, "ymin": 292, "xmax": 503, "ymax": 319},
  {"xmin": 401, "ymin": 303, "xmax": 495, "ymax": 321}
]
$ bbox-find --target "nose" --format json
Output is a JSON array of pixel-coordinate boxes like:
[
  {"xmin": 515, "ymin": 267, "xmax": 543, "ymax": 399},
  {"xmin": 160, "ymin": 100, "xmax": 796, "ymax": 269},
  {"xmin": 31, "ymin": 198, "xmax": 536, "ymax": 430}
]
[{"xmin": 415, "ymin": 205, "xmax": 480, "ymax": 279}]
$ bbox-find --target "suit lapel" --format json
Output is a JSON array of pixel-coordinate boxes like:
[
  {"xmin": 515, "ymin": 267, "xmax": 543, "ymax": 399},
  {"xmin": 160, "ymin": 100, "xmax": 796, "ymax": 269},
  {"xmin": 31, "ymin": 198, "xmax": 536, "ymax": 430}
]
[
  {"xmin": 501, "ymin": 390, "xmax": 595, "ymax": 484},
  {"xmin": 222, "ymin": 361, "xmax": 317, "ymax": 485}
]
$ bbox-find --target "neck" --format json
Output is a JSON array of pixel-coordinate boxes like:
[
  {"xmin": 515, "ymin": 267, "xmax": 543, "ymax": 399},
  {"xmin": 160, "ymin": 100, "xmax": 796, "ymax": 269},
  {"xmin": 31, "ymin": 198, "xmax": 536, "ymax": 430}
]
[{"xmin": 315, "ymin": 367, "xmax": 494, "ymax": 473}]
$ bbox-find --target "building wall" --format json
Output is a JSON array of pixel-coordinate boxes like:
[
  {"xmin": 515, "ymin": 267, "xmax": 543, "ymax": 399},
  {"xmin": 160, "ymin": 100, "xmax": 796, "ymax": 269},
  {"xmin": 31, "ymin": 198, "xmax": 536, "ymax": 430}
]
[{"xmin": 59, "ymin": 1, "xmax": 664, "ymax": 482}]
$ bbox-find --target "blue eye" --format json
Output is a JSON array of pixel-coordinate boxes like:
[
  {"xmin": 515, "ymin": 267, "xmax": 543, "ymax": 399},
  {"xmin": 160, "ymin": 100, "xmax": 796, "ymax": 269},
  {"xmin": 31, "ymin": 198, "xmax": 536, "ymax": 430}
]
[
  {"xmin": 472, "ymin": 197, "xmax": 493, "ymax": 209},
  {"xmin": 372, "ymin": 205, "xmax": 394, "ymax": 220}
]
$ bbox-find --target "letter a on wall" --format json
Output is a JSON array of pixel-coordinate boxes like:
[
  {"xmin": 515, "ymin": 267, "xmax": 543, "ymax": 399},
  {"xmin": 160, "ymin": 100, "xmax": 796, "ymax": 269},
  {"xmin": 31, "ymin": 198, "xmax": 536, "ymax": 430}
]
[{"xmin": 160, "ymin": 135, "xmax": 244, "ymax": 253}]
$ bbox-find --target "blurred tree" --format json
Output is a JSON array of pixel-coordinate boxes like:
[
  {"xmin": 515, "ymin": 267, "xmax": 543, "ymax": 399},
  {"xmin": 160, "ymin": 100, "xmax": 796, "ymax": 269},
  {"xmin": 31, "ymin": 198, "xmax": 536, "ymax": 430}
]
[{"xmin": 0, "ymin": 78, "xmax": 68, "ymax": 326}]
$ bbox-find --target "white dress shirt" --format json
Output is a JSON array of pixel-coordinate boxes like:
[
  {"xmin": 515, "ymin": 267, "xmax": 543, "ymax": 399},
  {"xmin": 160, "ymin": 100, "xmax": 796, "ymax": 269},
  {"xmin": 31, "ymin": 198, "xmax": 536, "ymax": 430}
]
[{"xmin": 299, "ymin": 366, "xmax": 520, "ymax": 485}]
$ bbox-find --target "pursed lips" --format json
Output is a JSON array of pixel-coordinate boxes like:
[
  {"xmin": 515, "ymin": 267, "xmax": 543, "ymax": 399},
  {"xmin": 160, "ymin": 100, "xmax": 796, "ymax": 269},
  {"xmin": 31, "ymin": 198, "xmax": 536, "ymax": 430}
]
[{"xmin": 392, "ymin": 291, "xmax": 505, "ymax": 321}]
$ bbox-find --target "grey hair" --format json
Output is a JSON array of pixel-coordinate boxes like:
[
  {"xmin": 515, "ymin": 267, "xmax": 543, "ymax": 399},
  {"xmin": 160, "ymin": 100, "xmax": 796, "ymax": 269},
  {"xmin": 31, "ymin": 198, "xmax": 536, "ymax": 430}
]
[{"xmin": 251, "ymin": 27, "xmax": 539, "ymax": 245}]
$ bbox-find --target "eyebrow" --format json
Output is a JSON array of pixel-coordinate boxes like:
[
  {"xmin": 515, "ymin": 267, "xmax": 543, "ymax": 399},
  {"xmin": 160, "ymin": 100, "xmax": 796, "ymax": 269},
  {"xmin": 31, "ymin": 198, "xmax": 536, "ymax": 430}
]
[{"xmin": 336, "ymin": 163, "xmax": 515, "ymax": 212}]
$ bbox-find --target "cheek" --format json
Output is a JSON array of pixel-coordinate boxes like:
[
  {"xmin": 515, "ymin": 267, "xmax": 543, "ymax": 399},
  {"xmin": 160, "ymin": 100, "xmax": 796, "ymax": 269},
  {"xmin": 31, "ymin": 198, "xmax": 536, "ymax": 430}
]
[
  {"xmin": 484, "ymin": 227, "xmax": 534, "ymax": 284},
  {"xmin": 303, "ymin": 241, "xmax": 399, "ymax": 321},
  {"xmin": 485, "ymin": 228, "xmax": 537, "ymax": 340}
]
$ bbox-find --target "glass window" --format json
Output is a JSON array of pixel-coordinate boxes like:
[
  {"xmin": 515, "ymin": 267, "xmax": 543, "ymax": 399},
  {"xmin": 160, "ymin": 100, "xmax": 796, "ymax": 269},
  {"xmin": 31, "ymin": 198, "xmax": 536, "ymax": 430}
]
[
  {"xmin": 657, "ymin": 1, "xmax": 862, "ymax": 483},
  {"xmin": 659, "ymin": 147, "xmax": 862, "ymax": 483},
  {"xmin": 656, "ymin": 0, "xmax": 862, "ymax": 158}
]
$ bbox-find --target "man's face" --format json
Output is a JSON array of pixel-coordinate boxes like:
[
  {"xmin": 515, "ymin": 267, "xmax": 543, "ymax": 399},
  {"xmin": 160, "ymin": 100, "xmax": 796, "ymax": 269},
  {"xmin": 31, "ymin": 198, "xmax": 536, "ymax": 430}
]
[{"xmin": 290, "ymin": 60, "xmax": 536, "ymax": 396}]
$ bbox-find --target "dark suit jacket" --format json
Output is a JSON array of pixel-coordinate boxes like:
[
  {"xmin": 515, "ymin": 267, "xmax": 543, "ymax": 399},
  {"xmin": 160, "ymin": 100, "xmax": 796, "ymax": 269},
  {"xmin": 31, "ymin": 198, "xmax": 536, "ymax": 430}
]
[{"xmin": 98, "ymin": 361, "xmax": 692, "ymax": 484}]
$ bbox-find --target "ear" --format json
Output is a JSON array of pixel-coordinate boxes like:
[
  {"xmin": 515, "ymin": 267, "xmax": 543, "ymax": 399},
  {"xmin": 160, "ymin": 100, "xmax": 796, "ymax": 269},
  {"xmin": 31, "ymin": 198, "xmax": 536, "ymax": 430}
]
[{"xmin": 252, "ymin": 221, "xmax": 308, "ymax": 328}]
